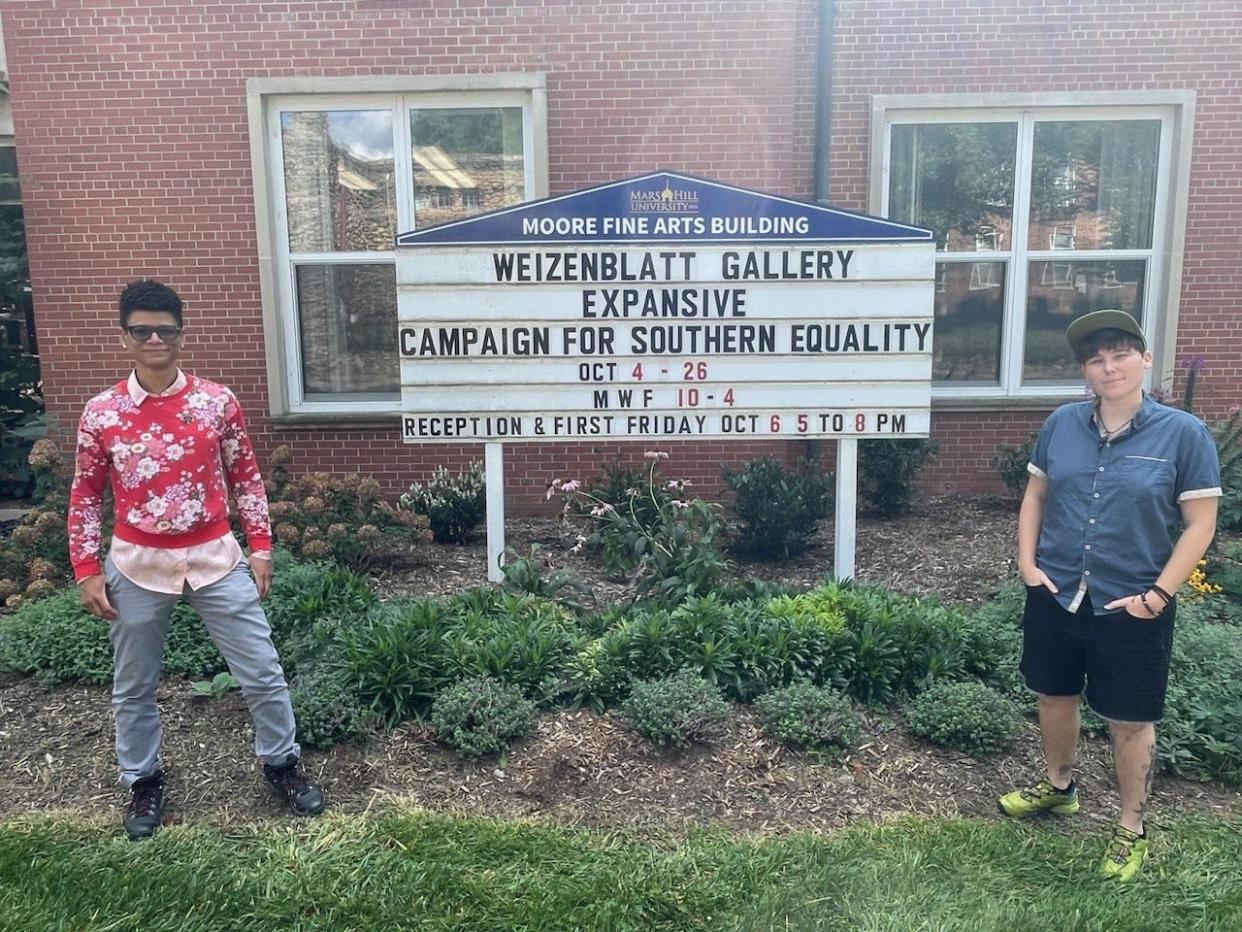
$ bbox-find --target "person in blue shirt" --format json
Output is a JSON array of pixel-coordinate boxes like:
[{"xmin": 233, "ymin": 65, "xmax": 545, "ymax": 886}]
[{"xmin": 996, "ymin": 310, "xmax": 1221, "ymax": 882}]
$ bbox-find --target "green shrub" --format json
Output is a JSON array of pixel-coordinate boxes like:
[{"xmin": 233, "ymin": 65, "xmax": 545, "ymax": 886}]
[
  {"xmin": 990, "ymin": 433, "xmax": 1037, "ymax": 499},
  {"xmin": 263, "ymin": 445, "xmax": 431, "ymax": 572},
  {"xmin": 1158, "ymin": 600, "xmax": 1242, "ymax": 783},
  {"xmin": 858, "ymin": 438, "xmax": 938, "ymax": 517},
  {"xmin": 755, "ymin": 682, "xmax": 859, "ymax": 759},
  {"xmin": 0, "ymin": 589, "xmax": 112, "ymax": 685},
  {"xmin": 399, "ymin": 461, "xmax": 487, "ymax": 544},
  {"xmin": 291, "ymin": 664, "xmax": 378, "ymax": 750},
  {"xmin": 619, "ymin": 669, "xmax": 730, "ymax": 747},
  {"xmin": 1213, "ymin": 406, "xmax": 1242, "ymax": 531},
  {"xmin": 722, "ymin": 456, "xmax": 832, "ymax": 560},
  {"xmin": 555, "ymin": 453, "xmax": 727, "ymax": 604},
  {"xmin": 905, "ymin": 681, "xmax": 1022, "ymax": 757},
  {"xmin": 441, "ymin": 589, "xmax": 582, "ymax": 703},
  {"xmin": 189, "ymin": 672, "xmax": 238, "ymax": 699},
  {"xmin": 500, "ymin": 544, "xmax": 585, "ymax": 610},
  {"xmin": 429, "ymin": 675, "xmax": 537, "ymax": 759},
  {"xmin": 337, "ymin": 599, "xmax": 456, "ymax": 726}
]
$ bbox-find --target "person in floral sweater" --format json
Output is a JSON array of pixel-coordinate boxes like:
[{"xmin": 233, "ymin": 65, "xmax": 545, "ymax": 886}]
[{"xmin": 69, "ymin": 279, "xmax": 325, "ymax": 838}]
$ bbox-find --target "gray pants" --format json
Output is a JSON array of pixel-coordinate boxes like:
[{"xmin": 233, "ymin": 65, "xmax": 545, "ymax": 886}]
[{"xmin": 104, "ymin": 555, "xmax": 300, "ymax": 787}]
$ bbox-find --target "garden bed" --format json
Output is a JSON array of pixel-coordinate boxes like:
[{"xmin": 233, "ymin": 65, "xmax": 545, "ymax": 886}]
[{"xmin": 2, "ymin": 496, "xmax": 1239, "ymax": 834}]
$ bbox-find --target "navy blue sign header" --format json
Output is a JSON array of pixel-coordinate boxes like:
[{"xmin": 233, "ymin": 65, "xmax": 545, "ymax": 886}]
[{"xmin": 395, "ymin": 171, "xmax": 932, "ymax": 247}]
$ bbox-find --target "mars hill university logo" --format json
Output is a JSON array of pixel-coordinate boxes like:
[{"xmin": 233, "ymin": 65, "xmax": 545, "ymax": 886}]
[{"xmin": 629, "ymin": 181, "xmax": 700, "ymax": 214}]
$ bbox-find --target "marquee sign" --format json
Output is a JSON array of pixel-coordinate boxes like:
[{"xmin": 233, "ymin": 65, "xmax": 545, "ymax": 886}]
[{"xmin": 395, "ymin": 171, "xmax": 934, "ymax": 444}]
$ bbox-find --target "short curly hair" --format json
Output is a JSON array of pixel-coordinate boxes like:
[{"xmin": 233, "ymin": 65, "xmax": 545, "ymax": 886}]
[{"xmin": 118, "ymin": 279, "xmax": 183, "ymax": 327}]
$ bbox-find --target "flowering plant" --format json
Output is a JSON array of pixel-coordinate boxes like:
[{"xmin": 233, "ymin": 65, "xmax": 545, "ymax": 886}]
[{"xmin": 550, "ymin": 450, "xmax": 727, "ymax": 603}]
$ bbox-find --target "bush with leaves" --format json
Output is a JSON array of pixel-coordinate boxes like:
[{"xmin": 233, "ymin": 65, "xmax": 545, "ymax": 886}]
[
  {"xmin": 399, "ymin": 461, "xmax": 487, "ymax": 544},
  {"xmin": 1210, "ymin": 405, "xmax": 1242, "ymax": 532},
  {"xmin": 990, "ymin": 433, "xmax": 1037, "ymax": 499},
  {"xmin": 905, "ymin": 681, "xmax": 1022, "ymax": 757},
  {"xmin": 0, "ymin": 438, "xmax": 76, "ymax": 607},
  {"xmin": 290, "ymin": 664, "xmax": 379, "ymax": 750},
  {"xmin": 554, "ymin": 451, "xmax": 727, "ymax": 604},
  {"xmin": 500, "ymin": 544, "xmax": 585, "ymax": 611},
  {"xmin": 858, "ymin": 438, "xmax": 938, "ymax": 517},
  {"xmin": 755, "ymin": 682, "xmax": 859, "ymax": 759},
  {"xmin": 1157, "ymin": 596, "xmax": 1242, "ymax": 783},
  {"xmin": 619, "ymin": 669, "xmax": 730, "ymax": 747},
  {"xmin": 722, "ymin": 456, "xmax": 832, "ymax": 560},
  {"xmin": 263, "ymin": 445, "xmax": 431, "ymax": 572},
  {"xmin": 429, "ymin": 675, "xmax": 537, "ymax": 759}
]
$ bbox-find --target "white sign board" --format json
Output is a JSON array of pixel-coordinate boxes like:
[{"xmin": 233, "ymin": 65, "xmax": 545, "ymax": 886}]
[{"xmin": 395, "ymin": 172, "xmax": 935, "ymax": 579}]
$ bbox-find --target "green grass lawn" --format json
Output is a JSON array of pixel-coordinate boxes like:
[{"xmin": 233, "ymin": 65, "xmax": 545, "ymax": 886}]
[{"xmin": 2, "ymin": 810, "xmax": 1239, "ymax": 931}]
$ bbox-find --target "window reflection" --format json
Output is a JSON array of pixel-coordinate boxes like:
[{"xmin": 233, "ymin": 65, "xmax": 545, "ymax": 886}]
[
  {"xmin": 1028, "ymin": 121, "xmax": 1159, "ymax": 251},
  {"xmin": 282, "ymin": 111, "xmax": 396, "ymax": 253},
  {"xmin": 889, "ymin": 123, "xmax": 1017, "ymax": 252},
  {"xmin": 932, "ymin": 262, "xmax": 1006, "ymax": 383},
  {"xmin": 411, "ymin": 108, "xmax": 525, "ymax": 226}
]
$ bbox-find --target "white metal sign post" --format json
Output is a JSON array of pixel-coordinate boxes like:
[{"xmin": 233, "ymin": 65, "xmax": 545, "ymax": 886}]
[{"xmin": 395, "ymin": 172, "xmax": 934, "ymax": 582}]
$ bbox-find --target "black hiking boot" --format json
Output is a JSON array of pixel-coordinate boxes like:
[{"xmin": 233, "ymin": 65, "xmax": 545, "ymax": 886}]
[
  {"xmin": 123, "ymin": 771, "xmax": 166, "ymax": 840},
  {"xmin": 262, "ymin": 755, "xmax": 326, "ymax": 816}
]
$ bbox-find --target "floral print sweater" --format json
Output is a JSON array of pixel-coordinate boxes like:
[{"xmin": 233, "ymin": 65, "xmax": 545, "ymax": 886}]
[{"xmin": 68, "ymin": 374, "xmax": 272, "ymax": 581}]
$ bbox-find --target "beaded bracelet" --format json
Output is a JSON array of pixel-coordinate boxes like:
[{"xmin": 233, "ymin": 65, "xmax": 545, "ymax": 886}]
[
  {"xmin": 1139, "ymin": 592, "xmax": 1160, "ymax": 617},
  {"xmin": 1150, "ymin": 584, "xmax": 1173, "ymax": 604}
]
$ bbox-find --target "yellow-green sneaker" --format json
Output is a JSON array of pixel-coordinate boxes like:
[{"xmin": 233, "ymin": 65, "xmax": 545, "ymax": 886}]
[
  {"xmin": 1099, "ymin": 824, "xmax": 1148, "ymax": 882},
  {"xmin": 997, "ymin": 779, "xmax": 1079, "ymax": 818}
]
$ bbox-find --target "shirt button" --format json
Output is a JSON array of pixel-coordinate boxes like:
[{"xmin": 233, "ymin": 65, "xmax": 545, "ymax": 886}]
[
  {"xmin": 1085, "ymin": 570, "xmax": 1091, "ymax": 576},
  {"xmin": 1085, "ymin": 544, "xmax": 1092, "ymax": 550},
  {"xmin": 1094, "ymin": 493, "xmax": 1100, "ymax": 498},
  {"xmin": 1098, "ymin": 466, "xmax": 1105, "ymax": 472},
  {"xmin": 1089, "ymin": 519, "xmax": 1096, "ymax": 524},
  {"xmin": 1105, "ymin": 442, "xmax": 1111, "ymax": 447}
]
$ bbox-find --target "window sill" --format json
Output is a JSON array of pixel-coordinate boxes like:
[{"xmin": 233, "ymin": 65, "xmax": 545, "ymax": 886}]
[
  {"xmin": 931, "ymin": 396, "xmax": 1073, "ymax": 413},
  {"xmin": 268, "ymin": 411, "xmax": 402, "ymax": 430}
]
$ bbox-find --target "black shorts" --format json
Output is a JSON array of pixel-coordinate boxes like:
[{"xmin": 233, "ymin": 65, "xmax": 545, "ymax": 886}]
[{"xmin": 1019, "ymin": 585, "xmax": 1176, "ymax": 723}]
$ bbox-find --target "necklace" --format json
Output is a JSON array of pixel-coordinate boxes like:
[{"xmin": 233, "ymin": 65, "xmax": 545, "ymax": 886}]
[{"xmin": 1097, "ymin": 412, "xmax": 1133, "ymax": 438}]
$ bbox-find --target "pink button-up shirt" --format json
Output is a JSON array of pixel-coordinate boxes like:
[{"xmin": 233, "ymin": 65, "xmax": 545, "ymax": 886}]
[{"xmin": 108, "ymin": 370, "xmax": 269, "ymax": 594}]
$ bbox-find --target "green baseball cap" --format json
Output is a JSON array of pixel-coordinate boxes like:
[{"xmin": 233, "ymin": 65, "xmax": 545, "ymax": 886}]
[{"xmin": 1065, "ymin": 309, "xmax": 1146, "ymax": 355}]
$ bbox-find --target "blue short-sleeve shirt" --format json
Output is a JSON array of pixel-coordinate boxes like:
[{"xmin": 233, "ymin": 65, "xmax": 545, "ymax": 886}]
[{"xmin": 1027, "ymin": 394, "xmax": 1222, "ymax": 615}]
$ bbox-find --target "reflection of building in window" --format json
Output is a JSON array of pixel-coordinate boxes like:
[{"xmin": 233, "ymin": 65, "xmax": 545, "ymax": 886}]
[
  {"xmin": 974, "ymin": 226, "xmax": 1002, "ymax": 251},
  {"xmin": 1048, "ymin": 224, "xmax": 1076, "ymax": 250},
  {"xmin": 413, "ymin": 144, "xmax": 479, "ymax": 211},
  {"xmin": 969, "ymin": 262, "xmax": 1000, "ymax": 290}
]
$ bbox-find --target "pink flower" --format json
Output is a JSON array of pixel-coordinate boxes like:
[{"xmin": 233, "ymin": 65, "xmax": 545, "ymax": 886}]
[
  {"xmin": 570, "ymin": 534, "xmax": 587, "ymax": 554},
  {"xmin": 561, "ymin": 479, "xmax": 581, "ymax": 493},
  {"xmin": 590, "ymin": 503, "xmax": 615, "ymax": 517},
  {"xmin": 671, "ymin": 499, "xmax": 689, "ymax": 509},
  {"xmin": 644, "ymin": 450, "xmax": 670, "ymax": 461}
]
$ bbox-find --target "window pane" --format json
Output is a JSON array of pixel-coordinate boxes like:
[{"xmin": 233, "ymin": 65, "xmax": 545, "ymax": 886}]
[
  {"xmin": 410, "ymin": 107, "xmax": 524, "ymax": 227},
  {"xmin": 932, "ymin": 261, "xmax": 1005, "ymax": 382},
  {"xmin": 1028, "ymin": 121, "xmax": 1159, "ymax": 251},
  {"xmin": 295, "ymin": 263, "xmax": 398, "ymax": 396},
  {"xmin": 282, "ymin": 111, "xmax": 396, "ymax": 253},
  {"xmin": 1024, "ymin": 259, "xmax": 1146, "ymax": 382},
  {"xmin": 889, "ymin": 123, "xmax": 1017, "ymax": 252}
]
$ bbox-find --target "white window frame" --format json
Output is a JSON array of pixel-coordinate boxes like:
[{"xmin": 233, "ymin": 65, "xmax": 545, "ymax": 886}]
[
  {"xmin": 870, "ymin": 92, "xmax": 1195, "ymax": 404},
  {"xmin": 247, "ymin": 75, "xmax": 548, "ymax": 419}
]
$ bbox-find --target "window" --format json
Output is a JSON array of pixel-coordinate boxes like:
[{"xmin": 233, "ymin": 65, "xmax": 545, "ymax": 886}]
[
  {"xmin": 250, "ymin": 77, "xmax": 547, "ymax": 415},
  {"xmin": 873, "ymin": 95, "xmax": 1192, "ymax": 400}
]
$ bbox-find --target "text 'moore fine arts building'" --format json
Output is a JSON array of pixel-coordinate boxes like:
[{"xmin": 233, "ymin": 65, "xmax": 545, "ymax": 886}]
[{"xmin": 2, "ymin": 1, "xmax": 1239, "ymax": 506}]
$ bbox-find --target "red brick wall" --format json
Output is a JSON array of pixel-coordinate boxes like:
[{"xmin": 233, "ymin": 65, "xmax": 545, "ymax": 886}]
[{"xmin": 4, "ymin": 0, "xmax": 1238, "ymax": 506}]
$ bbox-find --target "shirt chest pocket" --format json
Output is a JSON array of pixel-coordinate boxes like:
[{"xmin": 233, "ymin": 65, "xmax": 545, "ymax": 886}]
[{"xmin": 1118, "ymin": 454, "xmax": 1175, "ymax": 497}]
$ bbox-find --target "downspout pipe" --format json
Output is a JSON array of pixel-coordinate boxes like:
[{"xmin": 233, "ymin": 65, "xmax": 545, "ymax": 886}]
[{"xmin": 813, "ymin": 0, "xmax": 836, "ymax": 203}]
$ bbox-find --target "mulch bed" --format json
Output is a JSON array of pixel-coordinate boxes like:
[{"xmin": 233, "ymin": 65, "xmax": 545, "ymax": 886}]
[{"xmin": 3, "ymin": 496, "xmax": 1239, "ymax": 835}]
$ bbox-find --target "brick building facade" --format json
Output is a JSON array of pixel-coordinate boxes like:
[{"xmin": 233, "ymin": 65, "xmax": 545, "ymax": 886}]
[{"xmin": 2, "ymin": 1, "xmax": 1238, "ymax": 506}]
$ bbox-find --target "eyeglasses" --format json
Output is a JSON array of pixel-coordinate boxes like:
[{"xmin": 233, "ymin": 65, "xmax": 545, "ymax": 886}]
[{"xmin": 124, "ymin": 325, "xmax": 182, "ymax": 342}]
